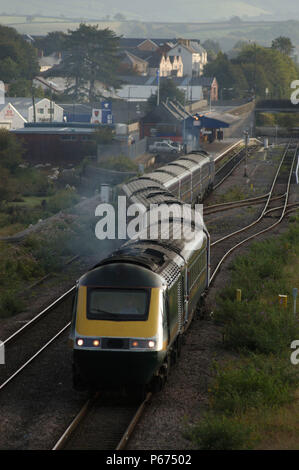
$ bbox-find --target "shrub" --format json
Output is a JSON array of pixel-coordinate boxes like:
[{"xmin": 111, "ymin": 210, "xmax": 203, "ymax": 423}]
[
  {"xmin": 47, "ymin": 189, "xmax": 80, "ymax": 213},
  {"xmin": 186, "ymin": 414, "xmax": 254, "ymax": 450},
  {"xmin": 215, "ymin": 300, "xmax": 299, "ymax": 354},
  {"xmin": 210, "ymin": 356, "xmax": 299, "ymax": 415},
  {"xmin": 97, "ymin": 155, "xmax": 138, "ymax": 172},
  {"xmin": 0, "ymin": 291, "xmax": 25, "ymax": 318}
]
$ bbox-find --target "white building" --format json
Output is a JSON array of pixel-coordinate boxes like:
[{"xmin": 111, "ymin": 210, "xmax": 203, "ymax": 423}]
[
  {"xmin": 167, "ymin": 39, "xmax": 208, "ymax": 77},
  {"xmin": 116, "ymin": 76, "xmax": 203, "ymax": 102},
  {"xmin": 28, "ymin": 98, "xmax": 64, "ymax": 123},
  {"xmin": 0, "ymin": 98, "xmax": 64, "ymax": 129}
]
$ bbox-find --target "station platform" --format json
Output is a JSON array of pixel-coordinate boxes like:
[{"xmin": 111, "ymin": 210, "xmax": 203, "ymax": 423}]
[{"xmin": 200, "ymin": 138, "xmax": 242, "ymax": 160}]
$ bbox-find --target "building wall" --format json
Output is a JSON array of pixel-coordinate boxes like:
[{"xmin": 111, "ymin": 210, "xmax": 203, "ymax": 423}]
[
  {"xmin": 0, "ymin": 103, "xmax": 26, "ymax": 129},
  {"xmin": 168, "ymin": 45, "xmax": 193, "ymax": 76},
  {"xmin": 167, "ymin": 44, "xmax": 207, "ymax": 77},
  {"xmin": 13, "ymin": 132, "xmax": 95, "ymax": 164},
  {"xmin": 28, "ymin": 98, "xmax": 64, "ymax": 123}
]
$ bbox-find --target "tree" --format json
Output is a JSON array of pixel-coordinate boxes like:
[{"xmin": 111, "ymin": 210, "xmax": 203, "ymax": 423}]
[
  {"xmin": 47, "ymin": 24, "xmax": 123, "ymax": 102},
  {"xmin": 271, "ymin": 36, "xmax": 295, "ymax": 57},
  {"xmin": 203, "ymin": 40, "xmax": 221, "ymax": 62},
  {"xmin": 34, "ymin": 31, "xmax": 67, "ymax": 56},
  {"xmin": 0, "ymin": 129, "xmax": 24, "ymax": 174},
  {"xmin": 234, "ymin": 43, "xmax": 298, "ymax": 99},
  {"xmin": 0, "ymin": 25, "xmax": 39, "ymax": 81},
  {"xmin": 147, "ymin": 78, "xmax": 185, "ymax": 111}
]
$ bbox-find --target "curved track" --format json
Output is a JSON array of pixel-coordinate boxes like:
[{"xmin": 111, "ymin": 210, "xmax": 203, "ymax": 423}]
[
  {"xmin": 1, "ymin": 139, "xmax": 298, "ymax": 450},
  {"xmin": 209, "ymin": 141, "xmax": 298, "ymax": 282}
]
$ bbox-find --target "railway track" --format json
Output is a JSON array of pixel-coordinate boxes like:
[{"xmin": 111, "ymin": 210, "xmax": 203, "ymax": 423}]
[
  {"xmin": 52, "ymin": 392, "xmax": 152, "ymax": 451},
  {"xmin": 213, "ymin": 142, "xmax": 260, "ymax": 189},
  {"xmin": 1, "ymin": 139, "xmax": 297, "ymax": 451},
  {"xmin": 0, "ymin": 138, "xmax": 258, "ymax": 390},
  {"xmin": 209, "ymin": 141, "xmax": 298, "ymax": 282}
]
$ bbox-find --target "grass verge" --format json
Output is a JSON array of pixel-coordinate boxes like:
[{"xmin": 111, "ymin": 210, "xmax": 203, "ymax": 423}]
[{"xmin": 186, "ymin": 213, "xmax": 299, "ymax": 450}]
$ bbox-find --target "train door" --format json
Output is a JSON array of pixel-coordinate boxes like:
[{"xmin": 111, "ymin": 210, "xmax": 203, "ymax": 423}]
[
  {"xmin": 177, "ymin": 276, "xmax": 185, "ymax": 333},
  {"xmin": 163, "ymin": 291, "xmax": 171, "ymax": 346},
  {"xmin": 184, "ymin": 266, "xmax": 190, "ymax": 324}
]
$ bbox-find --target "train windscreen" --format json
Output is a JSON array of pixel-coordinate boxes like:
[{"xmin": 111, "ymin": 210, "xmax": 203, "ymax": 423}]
[{"xmin": 87, "ymin": 288, "xmax": 150, "ymax": 321}]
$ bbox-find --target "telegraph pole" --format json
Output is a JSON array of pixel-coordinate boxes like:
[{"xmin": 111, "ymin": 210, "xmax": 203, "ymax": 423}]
[
  {"xmin": 244, "ymin": 130, "xmax": 249, "ymax": 177},
  {"xmin": 157, "ymin": 69, "xmax": 160, "ymax": 106}
]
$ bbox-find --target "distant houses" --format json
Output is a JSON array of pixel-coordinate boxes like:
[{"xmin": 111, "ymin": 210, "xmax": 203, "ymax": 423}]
[
  {"xmin": 0, "ymin": 98, "xmax": 64, "ymax": 129},
  {"xmin": 117, "ymin": 37, "xmax": 207, "ymax": 79},
  {"xmin": 35, "ymin": 35, "xmax": 211, "ymax": 98}
]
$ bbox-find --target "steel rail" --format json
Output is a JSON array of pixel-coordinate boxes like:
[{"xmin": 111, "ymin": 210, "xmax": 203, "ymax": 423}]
[
  {"xmin": 213, "ymin": 145, "xmax": 259, "ymax": 190},
  {"xmin": 210, "ymin": 142, "xmax": 298, "ymax": 283},
  {"xmin": 3, "ymin": 286, "xmax": 76, "ymax": 346},
  {"xmin": 116, "ymin": 392, "xmax": 152, "ymax": 450},
  {"xmin": 203, "ymin": 193, "xmax": 286, "ymax": 216},
  {"xmin": 211, "ymin": 141, "xmax": 294, "ymax": 247},
  {"xmin": 0, "ymin": 322, "xmax": 71, "ymax": 391},
  {"xmin": 52, "ymin": 392, "xmax": 100, "ymax": 450}
]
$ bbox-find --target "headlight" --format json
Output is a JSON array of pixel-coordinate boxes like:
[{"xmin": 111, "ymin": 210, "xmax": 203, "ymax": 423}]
[
  {"xmin": 130, "ymin": 338, "xmax": 157, "ymax": 350},
  {"xmin": 76, "ymin": 338, "xmax": 100, "ymax": 348}
]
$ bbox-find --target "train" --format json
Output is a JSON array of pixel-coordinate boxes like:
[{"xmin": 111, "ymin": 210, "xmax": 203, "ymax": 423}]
[{"xmin": 69, "ymin": 145, "xmax": 248, "ymax": 394}]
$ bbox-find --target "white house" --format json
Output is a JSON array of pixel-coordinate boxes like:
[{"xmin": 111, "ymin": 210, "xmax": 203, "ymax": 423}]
[
  {"xmin": 167, "ymin": 39, "xmax": 208, "ymax": 77},
  {"xmin": 0, "ymin": 102, "xmax": 27, "ymax": 129},
  {"xmin": 27, "ymin": 98, "xmax": 64, "ymax": 123},
  {"xmin": 0, "ymin": 97, "xmax": 64, "ymax": 129}
]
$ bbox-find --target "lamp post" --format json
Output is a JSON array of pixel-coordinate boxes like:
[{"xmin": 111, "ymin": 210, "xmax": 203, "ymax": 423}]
[
  {"xmin": 243, "ymin": 130, "xmax": 249, "ymax": 177},
  {"xmin": 156, "ymin": 69, "xmax": 160, "ymax": 106},
  {"xmin": 127, "ymin": 86, "xmax": 137, "ymax": 131},
  {"xmin": 183, "ymin": 87, "xmax": 187, "ymax": 153}
]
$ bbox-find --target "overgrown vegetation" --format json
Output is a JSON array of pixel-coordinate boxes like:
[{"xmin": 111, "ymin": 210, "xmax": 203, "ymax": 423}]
[
  {"xmin": 0, "ymin": 130, "xmax": 83, "ymax": 233},
  {"xmin": 96, "ymin": 155, "xmax": 138, "ymax": 172},
  {"xmin": 0, "ymin": 214, "xmax": 102, "ymax": 318},
  {"xmin": 211, "ymin": 185, "xmax": 246, "ymax": 204},
  {"xmin": 186, "ymin": 214, "xmax": 299, "ymax": 450},
  {"xmin": 256, "ymin": 112, "xmax": 299, "ymax": 128}
]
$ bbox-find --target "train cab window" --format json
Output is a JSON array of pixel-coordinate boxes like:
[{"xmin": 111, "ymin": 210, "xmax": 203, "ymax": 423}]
[{"xmin": 87, "ymin": 288, "xmax": 150, "ymax": 321}]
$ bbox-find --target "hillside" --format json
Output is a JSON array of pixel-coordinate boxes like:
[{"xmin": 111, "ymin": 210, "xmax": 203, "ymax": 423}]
[{"xmin": 0, "ymin": 0, "xmax": 297, "ymax": 22}]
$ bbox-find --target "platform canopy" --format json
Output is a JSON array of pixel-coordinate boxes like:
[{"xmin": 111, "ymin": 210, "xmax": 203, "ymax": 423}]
[{"xmin": 192, "ymin": 112, "xmax": 237, "ymax": 129}]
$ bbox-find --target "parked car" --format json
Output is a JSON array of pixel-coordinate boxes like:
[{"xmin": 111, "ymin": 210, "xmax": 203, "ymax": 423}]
[
  {"xmin": 149, "ymin": 141, "xmax": 179, "ymax": 154},
  {"xmin": 162, "ymin": 140, "xmax": 183, "ymax": 152}
]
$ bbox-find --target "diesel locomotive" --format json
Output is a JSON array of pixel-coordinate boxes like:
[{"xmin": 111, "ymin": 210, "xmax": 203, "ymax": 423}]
[{"xmin": 69, "ymin": 150, "xmax": 213, "ymax": 393}]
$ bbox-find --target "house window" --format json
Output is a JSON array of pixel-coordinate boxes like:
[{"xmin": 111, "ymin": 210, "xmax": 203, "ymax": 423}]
[
  {"xmin": 178, "ymin": 47, "xmax": 181, "ymax": 53},
  {"xmin": 38, "ymin": 108, "xmax": 44, "ymax": 114},
  {"xmin": 48, "ymin": 108, "xmax": 54, "ymax": 114}
]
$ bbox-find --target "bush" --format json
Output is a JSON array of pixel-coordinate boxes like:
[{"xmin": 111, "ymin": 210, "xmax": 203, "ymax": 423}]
[
  {"xmin": 210, "ymin": 356, "xmax": 299, "ymax": 415},
  {"xmin": 47, "ymin": 189, "xmax": 80, "ymax": 213},
  {"xmin": 97, "ymin": 155, "xmax": 138, "ymax": 172},
  {"xmin": 214, "ymin": 300, "xmax": 299, "ymax": 354},
  {"xmin": 0, "ymin": 291, "xmax": 25, "ymax": 318},
  {"xmin": 16, "ymin": 168, "xmax": 53, "ymax": 197},
  {"xmin": 186, "ymin": 414, "xmax": 254, "ymax": 450}
]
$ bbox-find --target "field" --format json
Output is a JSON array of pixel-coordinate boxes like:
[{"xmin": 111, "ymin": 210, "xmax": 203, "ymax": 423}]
[{"xmin": 3, "ymin": 15, "xmax": 299, "ymax": 52}]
